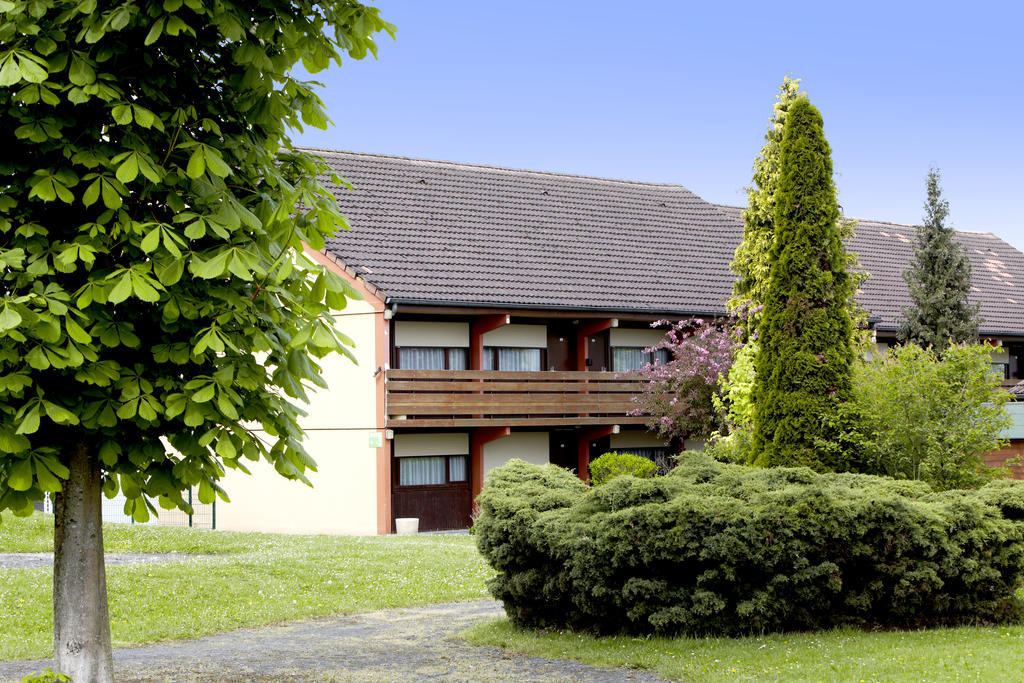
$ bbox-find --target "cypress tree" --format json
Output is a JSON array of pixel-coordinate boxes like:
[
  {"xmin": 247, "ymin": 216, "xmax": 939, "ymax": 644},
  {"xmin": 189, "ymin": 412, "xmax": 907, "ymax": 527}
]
[
  {"xmin": 751, "ymin": 98, "xmax": 855, "ymax": 470},
  {"xmin": 898, "ymin": 168, "xmax": 981, "ymax": 351},
  {"xmin": 729, "ymin": 77, "xmax": 802, "ymax": 338}
]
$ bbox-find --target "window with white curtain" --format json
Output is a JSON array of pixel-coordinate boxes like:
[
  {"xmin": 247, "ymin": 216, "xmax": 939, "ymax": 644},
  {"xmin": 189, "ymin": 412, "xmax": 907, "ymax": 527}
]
[
  {"xmin": 399, "ymin": 456, "xmax": 446, "ymax": 485},
  {"xmin": 482, "ymin": 347, "xmax": 542, "ymax": 371},
  {"xmin": 612, "ymin": 347, "xmax": 670, "ymax": 372},
  {"xmin": 448, "ymin": 455, "xmax": 467, "ymax": 482},
  {"xmin": 397, "ymin": 347, "xmax": 468, "ymax": 370},
  {"xmin": 398, "ymin": 455, "xmax": 469, "ymax": 486},
  {"xmin": 612, "ymin": 347, "xmax": 645, "ymax": 372}
]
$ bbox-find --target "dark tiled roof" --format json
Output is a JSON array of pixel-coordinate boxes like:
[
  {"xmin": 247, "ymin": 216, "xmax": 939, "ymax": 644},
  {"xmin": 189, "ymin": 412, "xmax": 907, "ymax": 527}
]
[{"xmin": 317, "ymin": 150, "xmax": 1024, "ymax": 335}]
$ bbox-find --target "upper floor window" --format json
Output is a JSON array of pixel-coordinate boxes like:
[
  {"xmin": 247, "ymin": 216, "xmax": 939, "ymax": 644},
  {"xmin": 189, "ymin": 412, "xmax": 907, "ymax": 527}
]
[
  {"xmin": 482, "ymin": 347, "xmax": 543, "ymax": 371},
  {"xmin": 396, "ymin": 346, "xmax": 468, "ymax": 370},
  {"xmin": 611, "ymin": 347, "xmax": 670, "ymax": 372}
]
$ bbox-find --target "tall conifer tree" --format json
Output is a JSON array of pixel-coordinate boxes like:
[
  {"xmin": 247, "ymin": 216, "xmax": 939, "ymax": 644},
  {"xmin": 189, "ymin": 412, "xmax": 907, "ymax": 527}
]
[
  {"xmin": 729, "ymin": 77, "xmax": 802, "ymax": 338},
  {"xmin": 898, "ymin": 168, "xmax": 980, "ymax": 351},
  {"xmin": 751, "ymin": 98, "xmax": 855, "ymax": 470}
]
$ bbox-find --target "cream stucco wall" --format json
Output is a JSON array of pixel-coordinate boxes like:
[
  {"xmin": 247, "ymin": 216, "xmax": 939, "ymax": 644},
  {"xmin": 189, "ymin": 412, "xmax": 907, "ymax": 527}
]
[
  {"xmin": 483, "ymin": 431, "xmax": 549, "ymax": 476},
  {"xmin": 394, "ymin": 321, "xmax": 469, "ymax": 348},
  {"xmin": 216, "ymin": 429, "xmax": 378, "ymax": 535},
  {"xmin": 215, "ymin": 299, "xmax": 381, "ymax": 535},
  {"xmin": 483, "ymin": 324, "xmax": 547, "ymax": 348},
  {"xmin": 394, "ymin": 432, "xmax": 469, "ymax": 457},
  {"xmin": 610, "ymin": 328, "xmax": 666, "ymax": 348},
  {"xmin": 610, "ymin": 429, "xmax": 667, "ymax": 450}
]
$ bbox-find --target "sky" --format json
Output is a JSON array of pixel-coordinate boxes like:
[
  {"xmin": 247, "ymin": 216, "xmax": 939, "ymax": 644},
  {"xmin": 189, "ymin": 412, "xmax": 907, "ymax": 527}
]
[{"xmin": 294, "ymin": 1, "xmax": 1024, "ymax": 251}]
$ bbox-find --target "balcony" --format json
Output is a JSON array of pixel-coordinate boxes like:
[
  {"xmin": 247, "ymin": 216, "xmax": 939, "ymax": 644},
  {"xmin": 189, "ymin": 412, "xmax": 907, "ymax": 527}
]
[{"xmin": 385, "ymin": 369, "xmax": 649, "ymax": 428}]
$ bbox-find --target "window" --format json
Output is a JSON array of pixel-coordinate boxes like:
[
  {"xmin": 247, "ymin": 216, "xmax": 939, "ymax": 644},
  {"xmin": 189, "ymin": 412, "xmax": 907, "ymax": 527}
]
[
  {"xmin": 398, "ymin": 455, "xmax": 468, "ymax": 486},
  {"xmin": 991, "ymin": 363, "xmax": 1009, "ymax": 381},
  {"xmin": 482, "ymin": 347, "xmax": 543, "ymax": 371},
  {"xmin": 396, "ymin": 347, "xmax": 468, "ymax": 370},
  {"xmin": 611, "ymin": 347, "xmax": 670, "ymax": 372}
]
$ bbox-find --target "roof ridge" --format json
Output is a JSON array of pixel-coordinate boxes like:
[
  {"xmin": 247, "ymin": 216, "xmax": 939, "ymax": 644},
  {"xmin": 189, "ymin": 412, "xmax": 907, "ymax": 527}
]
[
  {"xmin": 299, "ymin": 147, "xmax": 705, "ymax": 192},
  {"xmin": 713, "ymin": 203, "xmax": 1001, "ymax": 237}
]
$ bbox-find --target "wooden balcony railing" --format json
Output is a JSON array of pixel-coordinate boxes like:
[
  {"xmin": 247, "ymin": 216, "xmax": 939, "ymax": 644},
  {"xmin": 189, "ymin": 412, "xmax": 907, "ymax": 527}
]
[{"xmin": 386, "ymin": 369, "xmax": 650, "ymax": 428}]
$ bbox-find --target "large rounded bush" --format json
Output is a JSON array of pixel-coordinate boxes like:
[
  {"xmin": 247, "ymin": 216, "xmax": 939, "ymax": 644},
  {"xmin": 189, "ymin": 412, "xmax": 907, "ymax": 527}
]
[{"xmin": 474, "ymin": 457, "xmax": 1024, "ymax": 636}]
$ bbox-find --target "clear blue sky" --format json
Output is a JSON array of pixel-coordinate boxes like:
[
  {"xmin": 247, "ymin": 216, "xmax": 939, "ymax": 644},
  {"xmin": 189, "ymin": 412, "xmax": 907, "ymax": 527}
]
[{"xmin": 294, "ymin": 1, "xmax": 1024, "ymax": 251}]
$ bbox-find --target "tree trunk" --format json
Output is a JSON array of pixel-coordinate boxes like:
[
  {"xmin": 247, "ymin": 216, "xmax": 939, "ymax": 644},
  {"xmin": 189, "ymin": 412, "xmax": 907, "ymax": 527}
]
[{"xmin": 53, "ymin": 442, "xmax": 114, "ymax": 682}]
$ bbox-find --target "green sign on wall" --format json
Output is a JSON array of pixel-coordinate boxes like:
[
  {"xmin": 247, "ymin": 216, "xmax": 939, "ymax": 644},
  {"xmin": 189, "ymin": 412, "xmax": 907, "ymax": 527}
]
[{"xmin": 368, "ymin": 432, "xmax": 384, "ymax": 448}]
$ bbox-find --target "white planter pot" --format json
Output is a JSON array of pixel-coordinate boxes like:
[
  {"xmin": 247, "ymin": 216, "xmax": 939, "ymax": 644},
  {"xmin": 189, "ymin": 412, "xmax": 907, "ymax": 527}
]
[{"xmin": 395, "ymin": 517, "xmax": 419, "ymax": 535}]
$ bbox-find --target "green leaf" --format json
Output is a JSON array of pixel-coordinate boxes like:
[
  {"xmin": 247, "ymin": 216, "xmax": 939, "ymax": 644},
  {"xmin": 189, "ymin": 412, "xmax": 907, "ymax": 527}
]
[
  {"xmin": 112, "ymin": 103, "xmax": 132, "ymax": 125},
  {"xmin": 131, "ymin": 272, "xmax": 162, "ymax": 302},
  {"xmin": 69, "ymin": 54, "xmax": 96, "ymax": 86},
  {"xmin": 0, "ymin": 428, "xmax": 30, "ymax": 454},
  {"xmin": 100, "ymin": 177, "xmax": 123, "ymax": 209},
  {"xmin": 140, "ymin": 226, "xmax": 161, "ymax": 253},
  {"xmin": 43, "ymin": 400, "xmax": 80, "ymax": 425},
  {"xmin": 115, "ymin": 151, "xmax": 140, "ymax": 183},
  {"xmin": 107, "ymin": 273, "xmax": 133, "ymax": 304},
  {"xmin": 0, "ymin": 304, "xmax": 22, "ymax": 332},
  {"xmin": 186, "ymin": 147, "xmax": 205, "ymax": 178},
  {"xmin": 144, "ymin": 17, "xmax": 165, "ymax": 46},
  {"xmin": 0, "ymin": 54, "xmax": 21, "ymax": 87},
  {"xmin": 198, "ymin": 478, "xmax": 215, "ymax": 504},
  {"xmin": 82, "ymin": 177, "xmax": 101, "ymax": 206},
  {"xmin": 203, "ymin": 147, "xmax": 232, "ymax": 177},
  {"xmin": 8, "ymin": 458, "xmax": 32, "ymax": 491},
  {"xmin": 65, "ymin": 318, "xmax": 92, "ymax": 344},
  {"xmin": 16, "ymin": 405, "xmax": 40, "ymax": 435},
  {"xmin": 191, "ymin": 383, "xmax": 216, "ymax": 403}
]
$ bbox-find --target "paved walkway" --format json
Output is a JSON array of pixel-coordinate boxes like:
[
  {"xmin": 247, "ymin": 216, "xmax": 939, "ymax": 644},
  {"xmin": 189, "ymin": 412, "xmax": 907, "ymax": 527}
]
[
  {"xmin": 0, "ymin": 553, "xmax": 197, "ymax": 570},
  {"xmin": 0, "ymin": 601, "xmax": 663, "ymax": 682}
]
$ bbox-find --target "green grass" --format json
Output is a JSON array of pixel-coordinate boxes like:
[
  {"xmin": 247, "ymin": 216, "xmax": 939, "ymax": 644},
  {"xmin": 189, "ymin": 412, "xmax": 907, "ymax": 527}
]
[
  {"xmin": 462, "ymin": 619, "xmax": 1024, "ymax": 681},
  {"xmin": 0, "ymin": 514, "xmax": 491, "ymax": 661}
]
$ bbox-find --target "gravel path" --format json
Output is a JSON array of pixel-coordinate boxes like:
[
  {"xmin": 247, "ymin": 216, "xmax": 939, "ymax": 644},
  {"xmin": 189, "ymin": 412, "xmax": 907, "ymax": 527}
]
[
  {"xmin": 0, "ymin": 600, "xmax": 663, "ymax": 682},
  {"xmin": 0, "ymin": 552, "xmax": 197, "ymax": 570}
]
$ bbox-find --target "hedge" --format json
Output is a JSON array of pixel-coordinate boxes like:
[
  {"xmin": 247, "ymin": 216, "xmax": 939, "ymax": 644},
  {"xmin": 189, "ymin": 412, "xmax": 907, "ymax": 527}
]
[
  {"xmin": 589, "ymin": 452, "xmax": 659, "ymax": 486},
  {"xmin": 474, "ymin": 457, "xmax": 1024, "ymax": 636}
]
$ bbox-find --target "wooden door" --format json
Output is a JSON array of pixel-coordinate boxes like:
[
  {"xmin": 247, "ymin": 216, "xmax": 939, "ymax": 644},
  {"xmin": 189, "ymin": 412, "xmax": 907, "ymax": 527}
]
[
  {"xmin": 391, "ymin": 455, "xmax": 472, "ymax": 532},
  {"xmin": 586, "ymin": 330, "xmax": 609, "ymax": 372},
  {"xmin": 549, "ymin": 430, "xmax": 578, "ymax": 472},
  {"xmin": 546, "ymin": 325, "xmax": 576, "ymax": 371}
]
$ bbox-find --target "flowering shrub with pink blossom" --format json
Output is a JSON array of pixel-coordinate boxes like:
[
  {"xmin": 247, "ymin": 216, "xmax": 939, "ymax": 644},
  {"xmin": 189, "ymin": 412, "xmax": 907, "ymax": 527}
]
[{"xmin": 626, "ymin": 318, "xmax": 741, "ymax": 442}]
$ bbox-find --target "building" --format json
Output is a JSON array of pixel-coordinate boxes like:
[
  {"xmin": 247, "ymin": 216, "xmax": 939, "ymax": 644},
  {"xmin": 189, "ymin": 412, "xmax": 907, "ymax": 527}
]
[{"xmin": 213, "ymin": 151, "xmax": 1024, "ymax": 535}]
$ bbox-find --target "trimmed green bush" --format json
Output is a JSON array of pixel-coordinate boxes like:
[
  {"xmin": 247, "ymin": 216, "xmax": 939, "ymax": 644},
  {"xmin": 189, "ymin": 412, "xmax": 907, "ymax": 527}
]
[
  {"xmin": 475, "ymin": 458, "xmax": 1024, "ymax": 636},
  {"xmin": 589, "ymin": 452, "xmax": 659, "ymax": 486}
]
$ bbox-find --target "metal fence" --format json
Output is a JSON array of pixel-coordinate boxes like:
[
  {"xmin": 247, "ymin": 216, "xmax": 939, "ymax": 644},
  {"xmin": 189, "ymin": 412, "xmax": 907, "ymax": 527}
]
[{"xmin": 36, "ymin": 489, "xmax": 216, "ymax": 529}]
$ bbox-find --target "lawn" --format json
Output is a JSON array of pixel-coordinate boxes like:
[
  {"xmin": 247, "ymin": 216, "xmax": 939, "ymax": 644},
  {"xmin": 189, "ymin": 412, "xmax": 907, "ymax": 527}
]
[
  {"xmin": 0, "ymin": 514, "xmax": 492, "ymax": 661},
  {"xmin": 462, "ymin": 619, "xmax": 1024, "ymax": 681}
]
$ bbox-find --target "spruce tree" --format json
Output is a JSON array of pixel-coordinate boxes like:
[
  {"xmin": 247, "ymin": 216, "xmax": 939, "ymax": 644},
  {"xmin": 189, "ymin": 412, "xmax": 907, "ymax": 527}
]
[
  {"xmin": 751, "ymin": 98, "xmax": 855, "ymax": 470},
  {"xmin": 898, "ymin": 168, "xmax": 981, "ymax": 351}
]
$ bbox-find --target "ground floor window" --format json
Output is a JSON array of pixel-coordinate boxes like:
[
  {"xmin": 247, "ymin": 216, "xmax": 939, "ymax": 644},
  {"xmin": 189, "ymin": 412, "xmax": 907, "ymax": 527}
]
[{"xmin": 398, "ymin": 455, "xmax": 468, "ymax": 486}]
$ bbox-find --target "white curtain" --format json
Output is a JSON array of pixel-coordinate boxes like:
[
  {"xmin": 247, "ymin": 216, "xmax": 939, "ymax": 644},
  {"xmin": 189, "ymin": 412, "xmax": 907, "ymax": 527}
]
[
  {"xmin": 612, "ymin": 347, "xmax": 646, "ymax": 371},
  {"xmin": 400, "ymin": 456, "xmax": 446, "ymax": 485},
  {"xmin": 399, "ymin": 347, "xmax": 446, "ymax": 370},
  {"xmin": 448, "ymin": 455, "xmax": 467, "ymax": 482},
  {"xmin": 613, "ymin": 347, "xmax": 669, "ymax": 371},
  {"xmin": 448, "ymin": 348, "xmax": 468, "ymax": 370},
  {"xmin": 483, "ymin": 347, "xmax": 541, "ymax": 371}
]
